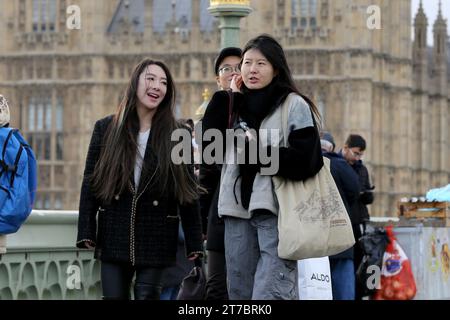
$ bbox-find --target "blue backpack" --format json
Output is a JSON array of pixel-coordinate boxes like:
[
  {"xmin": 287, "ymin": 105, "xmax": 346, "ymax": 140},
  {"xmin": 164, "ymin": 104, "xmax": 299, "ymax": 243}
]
[{"xmin": 0, "ymin": 127, "xmax": 37, "ymax": 234}]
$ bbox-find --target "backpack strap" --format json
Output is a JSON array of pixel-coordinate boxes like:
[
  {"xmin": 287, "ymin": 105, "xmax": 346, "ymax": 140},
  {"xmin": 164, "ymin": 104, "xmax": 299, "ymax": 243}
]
[
  {"xmin": 9, "ymin": 144, "xmax": 23, "ymax": 186},
  {"xmin": 0, "ymin": 161, "xmax": 5, "ymax": 177},
  {"xmin": 1, "ymin": 128, "xmax": 16, "ymax": 159},
  {"xmin": 0, "ymin": 185, "xmax": 10, "ymax": 196},
  {"xmin": 0, "ymin": 128, "xmax": 24, "ymax": 186},
  {"xmin": 0, "ymin": 129, "xmax": 14, "ymax": 177},
  {"xmin": 279, "ymin": 93, "xmax": 295, "ymax": 147}
]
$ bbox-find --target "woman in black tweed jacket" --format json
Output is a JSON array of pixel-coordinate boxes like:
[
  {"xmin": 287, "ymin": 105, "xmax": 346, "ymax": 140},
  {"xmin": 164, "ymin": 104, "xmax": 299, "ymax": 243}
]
[{"xmin": 76, "ymin": 59, "xmax": 203, "ymax": 300}]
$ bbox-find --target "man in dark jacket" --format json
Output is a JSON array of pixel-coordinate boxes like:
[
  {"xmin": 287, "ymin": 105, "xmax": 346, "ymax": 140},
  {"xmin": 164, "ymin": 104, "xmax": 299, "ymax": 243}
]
[
  {"xmin": 321, "ymin": 132, "xmax": 359, "ymax": 300},
  {"xmin": 340, "ymin": 134, "xmax": 375, "ymax": 299},
  {"xmin": 199, "ymin": 47, "xmax": 242, "ymax": 300}
]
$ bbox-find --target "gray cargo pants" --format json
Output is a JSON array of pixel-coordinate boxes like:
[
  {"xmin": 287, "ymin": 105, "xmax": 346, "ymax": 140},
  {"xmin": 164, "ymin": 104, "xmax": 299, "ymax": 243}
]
[{"xmin": 224, "ymin": 213, "xmax": 298, "ymax": 300}]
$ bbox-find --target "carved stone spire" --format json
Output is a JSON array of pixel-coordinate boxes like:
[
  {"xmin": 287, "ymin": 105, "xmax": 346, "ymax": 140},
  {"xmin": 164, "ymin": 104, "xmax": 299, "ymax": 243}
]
[
  {"xmin": 414, "ymin": 0, "xmax": 428, "ymax": 49},
  {"xmin": 432, "ymin": 0, "xmax": 448, "ymax": 94}
]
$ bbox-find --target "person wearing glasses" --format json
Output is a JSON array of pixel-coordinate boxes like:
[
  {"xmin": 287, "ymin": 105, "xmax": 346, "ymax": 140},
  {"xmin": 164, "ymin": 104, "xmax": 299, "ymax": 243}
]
[
  {"xmin": 215, "ymin": 47, "xmax": 242, "ymax": 90},
  {"xmin": 203, "ymin": 35, "xmax": 323, "ymax": 300},
  {"xmin": 340, "ymin": 133, "xmax": 375, "ymax": 299},
  {"xmin": 199, "ymin": 47, "xmax": 242, "ymax": 300}
]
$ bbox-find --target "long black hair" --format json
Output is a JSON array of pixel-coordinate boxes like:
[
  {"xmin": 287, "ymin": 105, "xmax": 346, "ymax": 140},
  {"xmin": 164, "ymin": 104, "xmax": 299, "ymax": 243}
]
[
  {"xmin": 91, "ymin": 58, "xmax": 200, "ymax": 204},
  {"xmin": 241, "ymin": 34, "xmax": 322, "ymax": 125}
]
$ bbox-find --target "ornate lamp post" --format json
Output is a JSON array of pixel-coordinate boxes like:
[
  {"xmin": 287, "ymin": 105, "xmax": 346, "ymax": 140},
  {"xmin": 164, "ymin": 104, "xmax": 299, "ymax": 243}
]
[{"xmin": 208, "ymin": 0, "xmax": 252, "ymax": 48}]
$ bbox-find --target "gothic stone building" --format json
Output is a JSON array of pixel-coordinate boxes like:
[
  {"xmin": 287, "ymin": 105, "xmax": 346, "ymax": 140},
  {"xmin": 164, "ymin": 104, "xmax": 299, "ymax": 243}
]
[{"xmin": 0, "ymin": 0, "xmax": 449, "ymax": 217}]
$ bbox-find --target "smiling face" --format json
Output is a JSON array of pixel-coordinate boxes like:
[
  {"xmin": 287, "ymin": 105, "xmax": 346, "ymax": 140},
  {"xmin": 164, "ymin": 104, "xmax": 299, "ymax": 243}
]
[
  {"xmin": 136, "ymin": 64, "xmax": 168, "ymax": 113},
  {"xmin": 241, "ymin": 48, "xmax": 276, "ymax": 90}
]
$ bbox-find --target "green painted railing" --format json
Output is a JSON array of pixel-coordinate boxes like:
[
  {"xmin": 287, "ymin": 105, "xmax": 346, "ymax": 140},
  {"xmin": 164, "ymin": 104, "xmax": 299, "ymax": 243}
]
[{"xmin": 0, "ymin": 210, "xmax": 101, "ymax": 300}]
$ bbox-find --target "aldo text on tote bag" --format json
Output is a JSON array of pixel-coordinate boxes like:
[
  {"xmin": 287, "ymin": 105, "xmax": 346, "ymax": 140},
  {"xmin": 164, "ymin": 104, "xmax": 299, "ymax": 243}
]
[{"xmin": 273, "ymin": 93, "xmax": 355, "ymax": 260}]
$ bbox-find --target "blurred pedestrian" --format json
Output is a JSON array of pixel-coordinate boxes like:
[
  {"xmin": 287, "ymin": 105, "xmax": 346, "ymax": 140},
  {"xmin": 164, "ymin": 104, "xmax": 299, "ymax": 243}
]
[
  {"xmin": 199, "ymin": 46, "xmax": 242, "ymax": 300},
  {"xmin": 1, "ymin": 94, "xmax": 37, "ymax": 249},
  {"xmin": 340, "ymin": 133, "xmax": 375, "ymax": 299},
  {"xmin": 321, "ymin": 132, "xmax": 359, "ymax": 300}
]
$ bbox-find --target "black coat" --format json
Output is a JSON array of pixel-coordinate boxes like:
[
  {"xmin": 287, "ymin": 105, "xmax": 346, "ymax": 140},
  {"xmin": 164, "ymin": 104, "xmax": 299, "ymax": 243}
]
[
  {"xmin": 323, "ymin": 151, "xmax": 360, "ymax": 260},
  {"xmin": 324, "ymin": 152, "xmax": 360, "ymax": 214},
  {"xmin": 198, "ymin": 92, "xmax": 227, "ymax": 252},
  {"xmin": 204, "ymin": 181, "xmax": 224, "ymax": 252},
  {"xmin": 76, "ymin": 116, "xmax": 203, "ymax": 268},
  {"xmin": 349, "ymin": 159, "xmax": 374, "ymax": 225}
]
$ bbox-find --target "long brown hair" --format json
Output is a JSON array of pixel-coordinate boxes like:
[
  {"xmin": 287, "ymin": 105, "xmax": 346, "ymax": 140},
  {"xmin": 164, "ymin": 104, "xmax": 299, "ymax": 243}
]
[{"xmin": 91, "ymin": 59, "xmax": 199, "ymax": 204}]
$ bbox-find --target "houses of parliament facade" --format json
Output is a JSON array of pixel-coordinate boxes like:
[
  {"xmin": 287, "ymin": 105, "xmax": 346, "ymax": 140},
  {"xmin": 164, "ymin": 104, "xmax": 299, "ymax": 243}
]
[{"xmin": 0, "ymin": 0, "xmax": 448, "ymax": 217}]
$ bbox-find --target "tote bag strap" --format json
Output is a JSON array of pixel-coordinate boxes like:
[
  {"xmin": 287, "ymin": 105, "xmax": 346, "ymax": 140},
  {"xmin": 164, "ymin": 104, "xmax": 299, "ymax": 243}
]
[
  {"xmin": 279, "ymin": 93, "xmax": 329, "ymax": 168},
  {"xmin": 279, "ymin": 93, "xmax": 320, "ymax": 148},
  {"xmin": 279, "ymin": 93, "xmax": 295, "ymax": 148}
]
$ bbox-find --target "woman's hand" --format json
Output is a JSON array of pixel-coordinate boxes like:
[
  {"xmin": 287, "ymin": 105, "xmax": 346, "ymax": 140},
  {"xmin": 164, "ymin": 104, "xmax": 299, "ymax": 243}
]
[
  {"xmin": 188, "ymin": 253, "xmax": 200, "ymax": 261},
  {"xmin": 84, "ymin": 240, "xmax": 95, "ymax": 250},
  {"xmin": 230, "ymin": 75, "xmax": 242, "ymax": 93}
]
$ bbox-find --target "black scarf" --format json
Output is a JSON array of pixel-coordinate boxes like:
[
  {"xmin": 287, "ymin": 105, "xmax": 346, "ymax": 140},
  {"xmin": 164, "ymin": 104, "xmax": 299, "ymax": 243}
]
[
  {"xmin": 238, "ymin": 80, "xmax": 290, "ymax": 130},
  {"xmin": 236, "ymin": 80, "xmax": 291, "ymax": 210}
]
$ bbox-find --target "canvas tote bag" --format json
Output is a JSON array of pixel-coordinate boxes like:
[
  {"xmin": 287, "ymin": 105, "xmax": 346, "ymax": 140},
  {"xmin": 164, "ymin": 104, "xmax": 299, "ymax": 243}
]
[{"xmin": 273, "ymin": 93, "xmax": 355, "ymax": 260}]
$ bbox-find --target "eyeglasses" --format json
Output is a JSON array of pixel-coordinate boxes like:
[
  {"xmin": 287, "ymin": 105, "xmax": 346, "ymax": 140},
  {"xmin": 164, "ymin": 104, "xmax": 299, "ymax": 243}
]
[
  {"xmin": 219, "ymin": 65, "xmax": 240, "ymax": 75},
  {"xmin": 349, "ymin": 148, "xmax": 364, "ymax": 159}
]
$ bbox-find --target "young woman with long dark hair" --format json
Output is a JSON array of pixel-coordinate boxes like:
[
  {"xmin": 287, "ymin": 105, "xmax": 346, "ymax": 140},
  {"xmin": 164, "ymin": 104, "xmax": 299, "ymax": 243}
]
[
  {"xmin": 77, "ymin": 59, "xmax": 203, "ymax": 300},
  {"xmin": 202, "ymin": 34, "xmax": 323, "ymax": 299}
]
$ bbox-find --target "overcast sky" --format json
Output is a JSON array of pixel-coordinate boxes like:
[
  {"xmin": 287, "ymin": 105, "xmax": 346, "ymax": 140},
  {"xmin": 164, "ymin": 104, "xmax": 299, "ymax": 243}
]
[{"xmin": 411, "ymin": 0, "xmax": 450, "ymax": 44}]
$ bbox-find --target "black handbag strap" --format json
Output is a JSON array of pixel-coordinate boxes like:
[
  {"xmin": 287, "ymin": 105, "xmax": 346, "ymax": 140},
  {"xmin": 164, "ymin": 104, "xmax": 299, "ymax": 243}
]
[{"xmin": 227, "ymin": 90, "xmax": 237, "ymax": 129}]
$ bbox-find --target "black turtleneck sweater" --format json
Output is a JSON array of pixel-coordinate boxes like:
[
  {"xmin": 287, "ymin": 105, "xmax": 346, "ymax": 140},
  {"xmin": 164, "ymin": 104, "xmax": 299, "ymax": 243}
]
[{"xmin": 237, "ymin": 82, "xmax": 290, "ymax": 209}]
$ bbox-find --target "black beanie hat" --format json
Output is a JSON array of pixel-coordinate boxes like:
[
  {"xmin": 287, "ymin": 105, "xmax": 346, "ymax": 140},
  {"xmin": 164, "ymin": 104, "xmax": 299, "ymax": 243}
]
[{"xmin": 214, "ymin": 47, "xmax": 242, "ymax": 75}]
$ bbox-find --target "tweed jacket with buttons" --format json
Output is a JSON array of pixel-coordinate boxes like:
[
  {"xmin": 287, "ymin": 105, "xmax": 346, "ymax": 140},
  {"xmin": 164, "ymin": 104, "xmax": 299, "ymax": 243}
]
[{"xmin": 76, "ymin": 115, "xmax": 203, "ymax": 268}]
